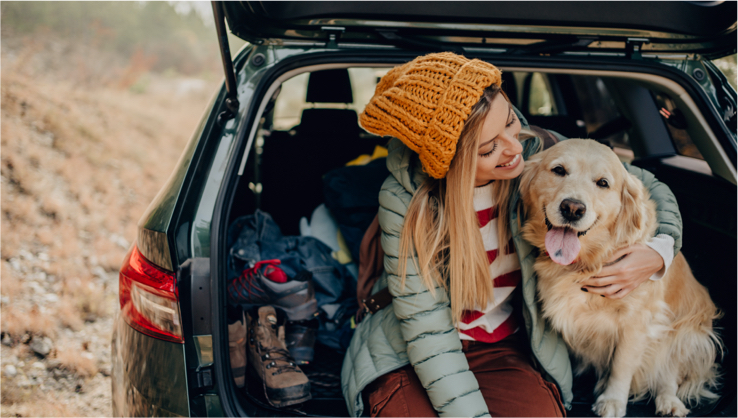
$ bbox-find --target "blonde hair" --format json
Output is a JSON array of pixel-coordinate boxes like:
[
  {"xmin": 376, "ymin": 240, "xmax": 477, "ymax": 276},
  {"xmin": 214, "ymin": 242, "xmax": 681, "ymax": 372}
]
[{"xmin": 398, "ymin": 85, "xmax": 519, "ymax": 325}]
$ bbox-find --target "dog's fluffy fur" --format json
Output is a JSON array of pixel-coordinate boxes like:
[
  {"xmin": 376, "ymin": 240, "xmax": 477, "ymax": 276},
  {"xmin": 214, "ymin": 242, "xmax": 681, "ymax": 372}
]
[{"xmin": 519, "ymin": 139, "xmax": 721, "ymax": 417}]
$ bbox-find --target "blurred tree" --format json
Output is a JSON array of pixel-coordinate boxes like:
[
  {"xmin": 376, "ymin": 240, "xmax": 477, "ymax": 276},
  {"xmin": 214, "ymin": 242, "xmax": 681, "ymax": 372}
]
[{"xmin": 0, "ymin": 1, "xmax": 241, "ymax": 76}]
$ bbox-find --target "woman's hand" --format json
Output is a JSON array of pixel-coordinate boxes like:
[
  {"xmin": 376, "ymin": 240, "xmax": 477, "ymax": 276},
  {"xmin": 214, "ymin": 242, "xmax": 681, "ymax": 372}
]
[{"xmin": 580, "ymin": 243, "xmax": 664, "ymax": 299}]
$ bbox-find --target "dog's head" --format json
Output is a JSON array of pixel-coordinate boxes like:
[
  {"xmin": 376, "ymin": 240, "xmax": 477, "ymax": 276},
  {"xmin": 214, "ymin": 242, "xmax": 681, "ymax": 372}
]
[{"xmin": 520, "ymin": 139, "xmax": 654, "ymax": 266}]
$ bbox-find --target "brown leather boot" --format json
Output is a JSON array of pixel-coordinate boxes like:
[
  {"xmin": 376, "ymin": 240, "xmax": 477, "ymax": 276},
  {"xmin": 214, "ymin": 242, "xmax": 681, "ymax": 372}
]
[
  {"xmin": 228, "ymin": 311, "xmax": 247, "ymax": 388},
  {"xmin": 247, "ymin": 306, "xmax": 311, "ymax": 407}
]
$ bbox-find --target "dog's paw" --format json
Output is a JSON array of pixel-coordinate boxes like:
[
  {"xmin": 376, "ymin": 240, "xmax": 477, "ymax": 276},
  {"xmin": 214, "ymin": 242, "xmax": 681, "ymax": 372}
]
[
  {"xmin": 592, "ymin": 395, "xmax": 627, "ymax": 418},
  {"xmin": 655, "ymin": 395, "xmax": 690, "ymax": 417}
]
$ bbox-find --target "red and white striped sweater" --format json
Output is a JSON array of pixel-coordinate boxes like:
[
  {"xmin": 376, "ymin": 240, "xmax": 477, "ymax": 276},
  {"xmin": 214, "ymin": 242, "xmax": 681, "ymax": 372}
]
[{"xmin": 457, "ymin": 182, "xmax": 521, "ymax": 343}]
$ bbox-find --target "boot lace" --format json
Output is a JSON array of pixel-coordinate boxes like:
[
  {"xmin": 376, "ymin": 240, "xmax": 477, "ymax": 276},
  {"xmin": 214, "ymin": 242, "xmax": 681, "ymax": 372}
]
[
  {"xmin": 227, "ymin": 259, "xmax": 282, "ymax": 304},
  {"xmin": 260, "ymin": 344, "xmax": 302, "ymax": 376}
]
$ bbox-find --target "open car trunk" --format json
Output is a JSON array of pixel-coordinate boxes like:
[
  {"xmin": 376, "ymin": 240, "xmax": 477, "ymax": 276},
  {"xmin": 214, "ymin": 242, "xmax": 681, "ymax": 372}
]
[
  {"xmin": 209, "ymin": 50, "xmax": 736, "ymax": 417},
  {"xmin": 222, "ymin": 1, "xmax": 737, "ymax": 59}
]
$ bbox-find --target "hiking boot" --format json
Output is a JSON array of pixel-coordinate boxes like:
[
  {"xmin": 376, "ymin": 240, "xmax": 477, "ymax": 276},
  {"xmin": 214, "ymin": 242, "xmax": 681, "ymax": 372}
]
[
  {"xmin": 247, "ymin": 305, "xmax": 311, "ymax": 407},
  {"xmin": 229, "ymin": 260, "xmax": 318, "ymax": 321},
  {"xmin": 228, "ymin": 311, "xmax": 247, "ymax": 388},
  {"xmin": 285, "ymin": 319, "xmax": 318, "ymax": 365}
]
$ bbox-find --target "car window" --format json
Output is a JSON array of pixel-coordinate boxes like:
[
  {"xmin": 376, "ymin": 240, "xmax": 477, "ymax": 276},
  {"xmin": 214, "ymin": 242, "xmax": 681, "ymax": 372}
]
[
  {"xmin": 571, "ymin": 76, "xmax": 633, "ymax": 162},
  {"xmin": 514, "ymin": 72, "xmax": 559, "ymax": 116},
  {"xmin": 652, "ymin": 92, "xmax": 704, "ymax": 160},
  {"xmin": 273, "ymin": 72, "xmax": 309, "ymax": 131},
  {"xmin": 272, "ymin": 68, "xmax": 390, "ymax": 131},
  {"xmin": 348, "ymin": 68, "xmax": 390, "ymax": 113},
  {"xmin": 528, "ymin": 73, "xmax": 557, "ymax": 116}
]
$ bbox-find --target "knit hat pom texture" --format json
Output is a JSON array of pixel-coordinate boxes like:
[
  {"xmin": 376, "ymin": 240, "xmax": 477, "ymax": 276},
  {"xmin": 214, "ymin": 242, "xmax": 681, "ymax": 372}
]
[{"xmin": 360, "ymin": 52, "xmax": 502, "ymax": 179}]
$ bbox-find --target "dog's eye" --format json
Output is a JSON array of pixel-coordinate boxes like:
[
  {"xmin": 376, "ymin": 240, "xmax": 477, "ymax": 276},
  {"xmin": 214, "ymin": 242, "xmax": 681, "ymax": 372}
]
[
  {"xmin": 551, "ymin": 166, "xmax": 566, "ymax": 176},
  {"xmin": 596, "ymin": 178, "xmax": 609, "ymax": 188}
]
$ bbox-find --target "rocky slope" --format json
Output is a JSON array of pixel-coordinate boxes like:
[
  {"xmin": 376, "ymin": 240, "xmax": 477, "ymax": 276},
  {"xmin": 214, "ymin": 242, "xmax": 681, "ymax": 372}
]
[{"xmin": 1, "ymin": 45, "xmax": 218, "ymax": 416}]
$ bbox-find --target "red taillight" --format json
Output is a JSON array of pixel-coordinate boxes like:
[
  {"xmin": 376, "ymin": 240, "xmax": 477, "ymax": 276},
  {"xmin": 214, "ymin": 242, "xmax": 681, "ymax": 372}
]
[{"xmin": 119, "ymin": 245, "xmax": 183, "ymax": 343}]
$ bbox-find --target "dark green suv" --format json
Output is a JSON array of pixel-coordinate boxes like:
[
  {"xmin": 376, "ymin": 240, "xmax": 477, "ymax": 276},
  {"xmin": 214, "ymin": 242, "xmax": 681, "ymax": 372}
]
[{"xmin": 111, "ymin": 2, "xmax": 737, "ymax": 416}]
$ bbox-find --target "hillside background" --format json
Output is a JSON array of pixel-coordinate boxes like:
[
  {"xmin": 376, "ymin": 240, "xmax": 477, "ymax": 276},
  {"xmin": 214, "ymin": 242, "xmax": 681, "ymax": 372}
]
[
  {"xmin": 0, "ymin": 2, "xmax": 735, "ymax": 417},
  {"xmin": 1, "ymin": 2, "xmax": 243, "ymax": 416}
]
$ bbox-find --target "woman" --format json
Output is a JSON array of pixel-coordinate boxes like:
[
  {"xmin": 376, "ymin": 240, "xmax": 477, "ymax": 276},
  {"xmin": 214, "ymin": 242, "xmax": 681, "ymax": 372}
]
[{"xmin": 341, "ymin": 52, "xmax": 681, "ymax": 417}]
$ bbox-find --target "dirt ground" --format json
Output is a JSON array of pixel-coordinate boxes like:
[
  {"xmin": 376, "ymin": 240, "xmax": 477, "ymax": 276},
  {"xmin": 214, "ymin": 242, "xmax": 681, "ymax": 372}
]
[{"xmin": 1, "ymin": 39, "xmax": 219, "ymax": 416}]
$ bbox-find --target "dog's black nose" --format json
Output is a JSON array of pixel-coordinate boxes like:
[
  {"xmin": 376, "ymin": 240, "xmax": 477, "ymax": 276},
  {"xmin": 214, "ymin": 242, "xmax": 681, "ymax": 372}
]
[{"xmin": 560, "ymin": 199, "xmax": 586, "ymax": 222}]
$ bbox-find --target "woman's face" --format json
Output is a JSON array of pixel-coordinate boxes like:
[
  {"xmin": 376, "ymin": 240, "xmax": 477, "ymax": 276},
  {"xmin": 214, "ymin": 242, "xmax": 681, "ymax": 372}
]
[{"xmin": 475, "ymin": 93, "xmax": 524, "ymax": 187}]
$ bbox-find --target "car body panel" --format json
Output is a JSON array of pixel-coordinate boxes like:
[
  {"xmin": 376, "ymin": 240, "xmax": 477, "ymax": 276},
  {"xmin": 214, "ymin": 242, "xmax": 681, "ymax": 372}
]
[
  {"xmin": 111, "ymin": 316, "xmax": 190, "ymax": 417},
  {"xmin": 136, "ymin": 90, "xmax": 220, "ymax": 271}
]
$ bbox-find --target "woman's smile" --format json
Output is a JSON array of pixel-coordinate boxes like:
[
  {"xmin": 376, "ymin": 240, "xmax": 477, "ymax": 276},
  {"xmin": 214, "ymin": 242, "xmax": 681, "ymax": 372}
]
[{"xmin": 496, "ymin": 154, "xmax": 521, "ymax": 169}]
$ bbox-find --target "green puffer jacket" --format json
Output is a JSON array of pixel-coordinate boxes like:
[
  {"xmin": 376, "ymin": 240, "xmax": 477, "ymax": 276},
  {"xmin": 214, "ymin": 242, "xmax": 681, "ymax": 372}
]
[{"xmin": 341, "ymin": 112, "xmax": 683, "ymax": 417}]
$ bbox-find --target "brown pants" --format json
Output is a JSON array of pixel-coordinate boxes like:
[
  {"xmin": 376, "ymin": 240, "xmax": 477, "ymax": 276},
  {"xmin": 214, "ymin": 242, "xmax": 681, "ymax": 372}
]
[{"xmin": 362, "ymin": 333, "xmax": 565, "ymax": 417}]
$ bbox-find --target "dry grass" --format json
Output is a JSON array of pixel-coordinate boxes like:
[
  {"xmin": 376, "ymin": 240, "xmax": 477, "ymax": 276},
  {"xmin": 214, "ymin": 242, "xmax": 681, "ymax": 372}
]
[
  {"xmin": 56, "ymin": 299, "xmax": 85, "ymax": 331},
  {"xmin": 1, "ymin": 262, "xmax": 22, "ymax": 299},
  {"xmin": 53, "ymin": 346, "xmax": 99, "ymax": 378},
  {"xmin": 1, "ymin": 38, "xmax": 219, "ymax": 416},
  {"xmin": 1, "ymin": 308, "xmax": 57, "ymax": 340},
  {"xmin": 61, "ymin": 276, "xmax": 111, "ymax": 320},
  {"xmin": 1, "ymin": 389, "xmax": 83, "ymax": 417}
]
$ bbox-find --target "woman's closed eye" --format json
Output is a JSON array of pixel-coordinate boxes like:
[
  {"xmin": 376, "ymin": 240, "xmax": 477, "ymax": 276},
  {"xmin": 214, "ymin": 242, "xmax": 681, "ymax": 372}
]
[
  {"xmin": 480, "ymin": 141, "xmax": 498, "ymax": 158},
  {"xmin": 480, "ymin": 110, "xmax": 516, "ymax": 158}
]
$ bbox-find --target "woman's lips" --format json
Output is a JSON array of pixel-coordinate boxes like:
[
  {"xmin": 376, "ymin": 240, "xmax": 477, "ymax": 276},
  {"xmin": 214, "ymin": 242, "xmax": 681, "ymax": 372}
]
[{"xmin": 496, "ymin": 154, "xmax": 521, "ymax": 169}]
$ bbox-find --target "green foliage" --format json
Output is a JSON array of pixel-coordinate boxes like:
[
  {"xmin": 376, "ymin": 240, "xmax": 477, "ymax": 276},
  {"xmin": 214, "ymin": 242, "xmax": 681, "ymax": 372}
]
[{"xmin": 0, "ymin": 1, "xmax": 233, "ymax": 76}]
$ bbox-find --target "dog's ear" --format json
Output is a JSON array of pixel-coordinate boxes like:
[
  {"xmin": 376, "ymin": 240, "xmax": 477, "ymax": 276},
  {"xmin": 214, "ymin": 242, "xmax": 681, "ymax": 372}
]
[
  {"xmin": 614, "ymin": 171, "xmax": 646, "ymax": 242},
  {"xmin": 517, "ymin": 153, "xmax": 543, "ymax": 221},
  {"xmin": 519, "ymin": 153, "xmax": 542, "ymax": 200}
]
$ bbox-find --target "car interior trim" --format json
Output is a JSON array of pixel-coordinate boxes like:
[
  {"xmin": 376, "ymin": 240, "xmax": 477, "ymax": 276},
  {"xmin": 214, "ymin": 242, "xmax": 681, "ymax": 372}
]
[
  {"xmin": 237, "ymin": 62, "xmax": 394, "ymax": 176},
  {"xmin": 661, "ymin": 155, "xmax": 713, "ymax": 177},
  {"xmin": 504, "ymin": 67, "xmax": 736, "ymax": 183},
  {"xmin": 237, "ymin": 59, "xmax": 736, "ymax": 184}
]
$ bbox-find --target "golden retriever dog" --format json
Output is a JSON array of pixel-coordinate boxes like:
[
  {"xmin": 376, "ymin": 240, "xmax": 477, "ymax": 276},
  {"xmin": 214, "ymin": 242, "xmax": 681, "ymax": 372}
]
[{"xmin": 519, "ymin": 139, "xmax": 721, "ymax": 417}]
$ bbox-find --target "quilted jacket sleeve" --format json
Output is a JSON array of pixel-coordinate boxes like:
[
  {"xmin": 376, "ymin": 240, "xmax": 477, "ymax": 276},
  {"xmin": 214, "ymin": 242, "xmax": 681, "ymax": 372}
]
[
  {"xmin": 622, "ymin": 163, "xmax": 683, "ymax": 256},
  {"xmin": 377, "ymin": 177, "xmax": 490, "ymax": 418}
]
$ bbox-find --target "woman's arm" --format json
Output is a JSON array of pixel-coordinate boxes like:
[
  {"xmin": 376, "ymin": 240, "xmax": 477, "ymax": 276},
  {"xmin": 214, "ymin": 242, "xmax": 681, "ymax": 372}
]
[
  {"xmin": 378, "ymin": 179, "xmax": 490, "ymax": 417},
  {"xmin": 622, "ymin": 163, "xmax": 683, "ymax": 255}
]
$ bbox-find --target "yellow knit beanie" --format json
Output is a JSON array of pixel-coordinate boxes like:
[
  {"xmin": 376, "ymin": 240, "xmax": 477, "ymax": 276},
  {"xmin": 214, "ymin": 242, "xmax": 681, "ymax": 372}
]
[{"xmin": 359, "ymin": 52, "xmax": 502, "ymax": 179}]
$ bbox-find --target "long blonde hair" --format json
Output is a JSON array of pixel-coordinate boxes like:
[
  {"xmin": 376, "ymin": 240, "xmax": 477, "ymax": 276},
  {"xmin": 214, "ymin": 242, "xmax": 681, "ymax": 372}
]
[{"xmin": 398, "ymin": 84, "xmax": 517, "ymax": 325}]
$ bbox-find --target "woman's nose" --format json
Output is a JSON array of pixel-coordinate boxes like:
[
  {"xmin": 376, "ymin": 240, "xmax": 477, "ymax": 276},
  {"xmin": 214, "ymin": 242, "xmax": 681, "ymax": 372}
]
[{"xmin": 501, "ymin": 132, "xmax": 523, "ymax": 155}]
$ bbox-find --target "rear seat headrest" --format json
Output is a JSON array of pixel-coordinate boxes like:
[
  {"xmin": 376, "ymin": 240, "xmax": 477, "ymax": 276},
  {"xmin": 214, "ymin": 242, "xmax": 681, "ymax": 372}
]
[
  {"xmin": 298, "ymin": 108, "xmax": 358, "ymax": 135},
  {"xmin": 306, "ymin": 69, "xmax": 353, "ymax": 104}
]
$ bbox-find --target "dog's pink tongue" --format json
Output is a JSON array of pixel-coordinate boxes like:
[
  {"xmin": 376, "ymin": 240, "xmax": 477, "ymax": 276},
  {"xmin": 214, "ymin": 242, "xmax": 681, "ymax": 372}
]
[{"xmin": 545, "ymin": 227, "xmax": 581, "ymax": 265}]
